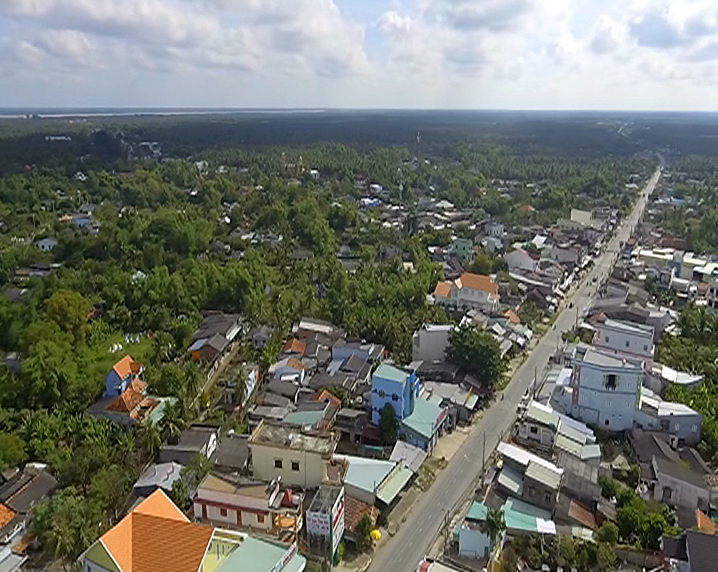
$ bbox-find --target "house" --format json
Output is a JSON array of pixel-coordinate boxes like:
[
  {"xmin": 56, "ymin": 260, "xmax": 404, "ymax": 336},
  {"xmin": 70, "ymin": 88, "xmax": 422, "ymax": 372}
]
[
  {"xmin": 412, "ymin": 324, "xmax": 455, "ymax": 362},
  {"xmin": 194, "ymin": 473, "xmax": 303, "ymax": 539},
  {"xmin": 496, "ymin": 442, "xmax": 564, "ymax": 512},
  {"xmin": 268, "ymin": 357, "xmax": 305, "ymax": 384},
  {"xmin": 457, "ymin": 502, "xmax": 491, "ymax": 559},
  {"xmin": 484, "ymin": 222, "xmax": 505, "ymax": 238},
  {"xmin": 652, "ymin": 456, "xmax": 710, "ymax": 511},
  {"xmin": 661, "ymin": 529, "xmax": 718, "ymax": 572},
  {"xmin": 344, "ymin": 496, "xmax": 378, "ymax": 547},
  {"xmin": 247, "ymin": 421, "xmax": 338, "ymax": 488},
  {"xmin": 35, "ymin": 237, "xmax": 58, "ymax": 252},
  {"xmin": 505, "ymin": 249, "xmax": 538, "ymax": 273},
  {"xmin": 250, "ymin": 325, "xmax": 274, "ymax": 350},
  {"xmin": 331, "ymin": 340, "xmax": 384, "ymax": 364},
  {"xmin": 452, "ymin": 238, "xmax": 474, "ymax": 262},
  {"xmin": 282, "ymin": 400, "xmax": 336, "ymax": 431},
  {"xmin": 432, "ymin": 273, "xmax": 500, "ymax": 313},
  {"xmin": 133, "ymin": 462, "xmax": 184, "ymax": 498},
  {"xmin": 79, "ymin": 490, "xmax": 307, "ymax": 572},
  {"xmin": 516, "ymin": 401, "xmax": 559, "ymax": 449},
  {"xmin": 422, "ymin": 382, "xmax": 479, "ymax": 425},
  {"xmin": 87, "ymin": 383, "xmax": 176, "ymax": 427},
  {"xmin": 500, "ymin": 497, "xmax": 556, "ymax": 536},
  {"xmin": 593, "ymin": 317, "xmax": 655, "ymax": 369},
  {"xmin": 333, "ymin": 455, "xmax": 413, "ymax": 507},
  {"xmin": 371, "ymin": 363, "xmax": 420, "ymax": 425},
  {"xmin": 636, "ymin": 387, "xmax": 702, "ymax": 445},
  {"xmin": 306, "ymin": 486, "xmax": 345, "ymax": 560},
  {"xmin": 556, "ymin": 453, "xmax": 603, "ymax": 505},
  {"xmin": 553, "ymin": 346, "xmax": 643, "ymax": 431},
  {"xmin": 0, "ymin": 464, "xmax": 58, "ymax": 572},
  {"xmin": 334, "ymin": 409, "xmax": 367, "ymax": 444},
  {"xmin": 189, "ymin": 334, "xmax": 229, "ymax": 364},
  {"xmin": 282, "ymin": 338, "xmax": 306, "ymax": 357},
  {"xmin": 543, "ymin": 246, "xmax": 580, "ymax": 268},
  {"xmin": 159, "ymin": 425, "xmax": 220, "ymax": 466},
  {"xmin": 104, "ymin": 355, "xmax": 144, "ymax": 397},
  {"xmin": 401, "ymin": 395, "xmax": 448, "ymax": 452}
]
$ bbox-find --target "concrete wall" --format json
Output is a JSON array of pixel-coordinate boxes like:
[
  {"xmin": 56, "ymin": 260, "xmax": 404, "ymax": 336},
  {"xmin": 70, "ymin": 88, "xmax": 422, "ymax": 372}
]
[
  {"xmin": 654, "ymin": 466, "xmax": 709, "ymax": 510},
  {"xmin": 517, "ymin": 421, "xmax": 554, "ymax": 448},
  {"xmin": 594, "ymin": 323, "xmax": 654, "ymax": 366},
  {"xmin": 249, "ymin": 444, "xmax": 326, "ymax": 488},
  {"xmin": 574, "ymin": 363, "xmax": 641, "ymax": 431},
  {"xmin": 412, "ymin": 327, "xmax": 452, "ymax": 362}
]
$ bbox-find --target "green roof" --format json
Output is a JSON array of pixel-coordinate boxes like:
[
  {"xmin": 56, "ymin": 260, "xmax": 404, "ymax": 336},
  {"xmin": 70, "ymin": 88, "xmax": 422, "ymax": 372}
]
[
  {"xmin": 466, "ymin": 501, "xmax": 488, "ymax": 522},
  {"xmin": 85, "ymin": 541, "xmax": 120, "ymax": 572},
  {"xmin": 376, "ymin": 464, "xmax": 413, "ymax": 505},
  {"xmin": 401, "ymin": 397, "xmax": 443, "ymax": 440},
  {"xmin": 336, "ymin": 455, "xmax": 395, "ymax": 494},
  {"xmin": 215, "ymin": 536, "xmax": 306, "ymax": 572},
  {"xmin": 374, "ymin": 363, "xmax": 410, "ymax": 383},
  {"xmin": 283, "ymin": 410, "xmax": 324, "ymax": 426}
]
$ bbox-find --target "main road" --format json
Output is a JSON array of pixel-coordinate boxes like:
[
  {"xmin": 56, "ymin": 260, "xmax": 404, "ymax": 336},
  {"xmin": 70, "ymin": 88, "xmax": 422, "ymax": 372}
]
[{"xmin": 367, "ymin": 162, "xmax": 663, "ymax": 572}]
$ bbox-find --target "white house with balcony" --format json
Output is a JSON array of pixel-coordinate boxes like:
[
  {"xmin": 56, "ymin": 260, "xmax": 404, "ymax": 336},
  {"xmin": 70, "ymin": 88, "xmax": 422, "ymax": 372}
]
[
  {"xmin": 432, "ymin": 273, "xmax": 500, "ymax": 313},
  {"xmin": 593, "ymin": 317, "xmax": 655, "ymax": 369}
]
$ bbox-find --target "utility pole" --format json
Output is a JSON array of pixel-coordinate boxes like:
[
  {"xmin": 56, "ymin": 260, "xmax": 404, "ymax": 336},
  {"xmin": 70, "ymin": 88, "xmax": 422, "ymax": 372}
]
[{"xmin": 481, "ymin": 432, "xmax": 487, "ymax": 482}]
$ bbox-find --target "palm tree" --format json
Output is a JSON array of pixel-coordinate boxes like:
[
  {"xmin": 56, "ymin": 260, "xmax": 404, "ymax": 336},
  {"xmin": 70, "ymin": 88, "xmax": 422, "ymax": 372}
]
[
  {"xmin": 136, "ymin": 422, "xmax": 162, "ymax": 460},
  {"xmin": 480, "ymin": 508, "xmax": 506, "ymax": 553},
  {"xmin": 160, "ymin": 402, "xmax": 186, "ymax": 444}
]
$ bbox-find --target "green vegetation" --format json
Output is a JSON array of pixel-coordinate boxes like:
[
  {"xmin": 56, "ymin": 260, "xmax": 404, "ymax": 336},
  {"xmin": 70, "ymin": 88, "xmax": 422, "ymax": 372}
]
[
  {"xmin": 447, "ymin": 324, "xmax": 507, "ymax": 388},
  {"xmin": 658, "ymin": 306, "xmax": 718, "ymax": 464},
  {"xmin": 355, "ymin": 515, "xmax": 374, "ymax": 553},
  {"xmin": 378, "ymin": 403, "xmax": 399, "ymax": 446},
  {"xmin": 511, "ymin": 534, "xmax": 616, "ymax": 572},
  {"xmin": 480, "ymin": 508, "xmax": 506, "ymax": 551}
]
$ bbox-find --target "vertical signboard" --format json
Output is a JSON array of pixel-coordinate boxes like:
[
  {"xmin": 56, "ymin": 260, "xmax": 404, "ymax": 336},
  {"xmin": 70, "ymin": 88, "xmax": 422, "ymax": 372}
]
[{"xmin": 330, "ymin": 487, "xmax": 345, "ymax": 557}]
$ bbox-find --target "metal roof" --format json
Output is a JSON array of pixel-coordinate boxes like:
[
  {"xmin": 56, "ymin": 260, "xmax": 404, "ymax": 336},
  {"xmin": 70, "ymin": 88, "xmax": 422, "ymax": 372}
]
[
  {"xmin": 525, "ymin": 401, "xmax": 559, "ymax": 428},
  {"xmin": 376, "ymin": 464, "xmax": 413, "ymax": 505},
  {"xmin": 525, "ymin": 461, "xmax": 562, "ymax": 490},
  {"xmin": 497, "ymin": 466, "xmax": 524, "ymax": 496}
]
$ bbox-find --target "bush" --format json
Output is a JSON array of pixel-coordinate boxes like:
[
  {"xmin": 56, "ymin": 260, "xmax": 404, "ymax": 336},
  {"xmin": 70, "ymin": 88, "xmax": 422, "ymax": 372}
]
[{"xmin": 595, "ymin": 521, "xmax": 619, "ymax": 544}]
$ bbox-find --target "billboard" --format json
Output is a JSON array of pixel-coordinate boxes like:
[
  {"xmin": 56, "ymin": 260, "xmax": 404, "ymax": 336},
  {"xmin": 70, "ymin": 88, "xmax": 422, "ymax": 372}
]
[{"xmin": 331, "ymin": 487, "xmax": 345, "ymax": 556}]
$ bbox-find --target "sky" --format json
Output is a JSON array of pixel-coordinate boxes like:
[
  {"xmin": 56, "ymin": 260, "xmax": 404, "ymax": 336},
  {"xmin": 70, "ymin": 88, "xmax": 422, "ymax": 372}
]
[{"xmin": 1, "ymin": 0, "xmax": 718, "ymax": 110}]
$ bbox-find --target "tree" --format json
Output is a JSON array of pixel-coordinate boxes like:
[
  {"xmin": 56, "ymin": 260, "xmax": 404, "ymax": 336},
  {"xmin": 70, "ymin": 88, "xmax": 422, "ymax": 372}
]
[
  {"xmin": 44, "ymin": 290, "xmax": 92, "ymax": 338},
  {"xmin": 595, "ymin": 521, "xmax": 619, "ymax": 544},
  {"xmin": 169, "ymin": 478, "xmax": 191, "ymax": 511},
  {"xmin": 447, "ymin": 324, "xmax": 507, "ymax": 388},
  {"xmin": 137, "ymin": 422, "xmax": 162, "ymax": 459},
  {"xmin": 596, "ymin": 543, "xmax": 617, "ymax": 572},
  {"xmin": 0, "ymin": 432, "xmax": 26, "ymax": 471},
  {"xmin": 480, "ymin": 508, "xmax": 506, "ymax": 551},
  {"xmin": 501, "ymin": 545, "xmax": 519, "ymax": 572},
  {"xmin": 378, "ymin": 404, "xmax": 399, "ymax": 446},
  {"xmin": 355, "ymin": 514, "xmax": 373, "ymax": 552}
]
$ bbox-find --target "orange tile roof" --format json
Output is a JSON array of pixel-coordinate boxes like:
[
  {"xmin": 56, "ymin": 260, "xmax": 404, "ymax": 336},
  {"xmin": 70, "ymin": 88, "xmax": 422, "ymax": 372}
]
[
  {"xmin": 696, "ymin": 509, "xmax": 717, "ymax": 534},
  {"xmin": 129, "ymin": 379, "xmax": 147, "ymax": 394},
  {"xmin": 0, "ymin": 503, "xmax": 15, "ymax": 528},
  {"xmin": 282, "ymin": 338, "xmax": 306, "ymax": 355},
  {"xmin": 518, "ymin": 204, "xmax": 536, "ymax": 213},
  {"xmin": 504, "ymin": 310, "xmax": 521, "ymax": 325},
  {"xmin": 98, "ymin": 490, "xmax": 212, "ymax": 572},
  {"xmin": 107, "ymin": 388, "xmax": 145, "ymax": 413},
  {"xmin": 456, "ymin": 273, "xmax": 498, "ymax": 295},
  {"xmin": 315, "ymin": 390, "xmax": 341, "ymax": 409},
  {"xmin": 567, "ymin": 500, "xmax": 596, "ymax": 529},
  {"xmin": 287, "ymin": 357, "xmax": 305, "ymax": 370},
  {"xmin": 433, "ymin": 281, "xmax": 452, "ymax": 297},
  {"xmin": 113, "ymin": 355, "xmax": 142, "ymax": 380}
]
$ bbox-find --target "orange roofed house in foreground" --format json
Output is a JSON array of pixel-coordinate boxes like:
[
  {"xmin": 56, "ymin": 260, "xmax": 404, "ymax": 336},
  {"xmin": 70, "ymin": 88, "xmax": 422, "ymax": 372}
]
[
  {"xmin": 104, "ymin": 355, "xmax": 144, "ymax": 397},
  {"xmin": 432, "ymin": 273, "xmax": 500, "ymax": 313},
  {"xmin": 79, "ymin": 490, "xmax": 307, "ymax": 572}
]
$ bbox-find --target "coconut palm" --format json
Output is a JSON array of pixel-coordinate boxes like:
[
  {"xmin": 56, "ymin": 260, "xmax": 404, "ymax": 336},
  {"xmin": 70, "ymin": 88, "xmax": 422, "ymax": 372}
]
[{"xmin": 481, "ymin": 507, "xmax": 506, "ymax": 552}]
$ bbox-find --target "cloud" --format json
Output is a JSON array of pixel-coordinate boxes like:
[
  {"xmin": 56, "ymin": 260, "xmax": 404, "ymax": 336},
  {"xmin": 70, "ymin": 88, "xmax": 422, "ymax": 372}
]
[
  {"xmin": 434, "ymin": 0, "xmax": 534, "ymax": 32},
  {"xmin": 590, "ymin": 15, "xmax": 629, "ymax": 55}
]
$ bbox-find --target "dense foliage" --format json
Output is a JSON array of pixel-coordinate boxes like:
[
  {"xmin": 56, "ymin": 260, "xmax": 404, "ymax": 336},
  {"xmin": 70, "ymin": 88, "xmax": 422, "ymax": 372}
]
[{"xmin": 447, "ymin": 325, "xmax": 507, "ymax": 388}]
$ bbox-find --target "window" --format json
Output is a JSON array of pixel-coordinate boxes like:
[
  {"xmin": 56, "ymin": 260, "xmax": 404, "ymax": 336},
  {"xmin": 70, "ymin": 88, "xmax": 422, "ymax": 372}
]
[
  {"xmin": 605, "ymin": 419, "xmax": 610, "ymax": 426},
  {"xmin": 529, "ymin": 426, "xmax": 538, "ymax": 435},
  {"xmin": 692, "ymin": 424, "xmax": 699, "ymax": 433},
  {"xmin": 257, "ymin": 514, "xmax": 265, "ymax": 524},
  {"xmin": 675, "ymin": 423, "xmax": 680, "ymax": 431},
  {"xmin": 392, "ymin": 393, "xmax": 399, "ymax": 402},
  {"xmin": 605, "ymin": 336, "xmax": 609, "ymax": 343},
  {"xmin": 625, "ymin": 340, "xmax": 630, "ymax": 348},
  {"xmin": 528, "ymin": 486, "xmax": 536, "ymax": 497},
  {"xmin": 544, "ymin": 493, "xmax": 552, "ymax": 504},
  {"xmin": 274, "ymin": 459, "xmax": 283, "ymax": 469},
  {"xmin": 644, "ymin": 345, "xmax": 648, "ymax": 352},
  {"xmin": 220, "ymin": 507, "xmax": 228, "ymax": 517},
  {"xmin": 604, "ymin": 374, "xmax": 618, "ymax": 390},
  {"xmin": 379, "ymin": 390, "xmax": 385, "ymax": 398},
  {"xmin": 291, "ymin": 461, "xmax": 300, "ymax": 471}
]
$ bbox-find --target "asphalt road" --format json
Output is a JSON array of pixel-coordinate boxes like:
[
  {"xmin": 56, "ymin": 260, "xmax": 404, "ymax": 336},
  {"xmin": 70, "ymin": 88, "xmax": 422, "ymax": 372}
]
[{"xmin": 367, "ymin": 164, "xmax": 663, "ymax": 572}]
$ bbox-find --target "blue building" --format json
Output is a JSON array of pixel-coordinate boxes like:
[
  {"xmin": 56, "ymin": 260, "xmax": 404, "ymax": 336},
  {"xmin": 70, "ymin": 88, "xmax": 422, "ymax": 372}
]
[
  {"xmin": 371, "ymin": 363, "xmax": 420, "ymax": 425},
  {"xmin": 104, "ymin": 354, "xmax": 144, "ymax": 397},
  {"xmin": 401, "ymin": 395, "xmax": 448, "ymax": 452}
]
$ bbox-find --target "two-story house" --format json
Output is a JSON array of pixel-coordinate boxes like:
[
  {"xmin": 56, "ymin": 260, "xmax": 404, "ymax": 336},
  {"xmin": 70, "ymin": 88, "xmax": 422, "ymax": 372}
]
[
  {"xmin": 371, "ymin": 363, "xmax": 420, "ymax": 425},
  {"xmin": 432, "ymin": 273, "xmax": 500, "ymax": 313},
  {"xmin": 496, "ymin": 442, "xmax": 563, "ymax": 512},
  {"xmin": 593, "ymin": 317, "xmax": 655, "ymax": 370},
  {"xmin": 247, "ymin": 421, "xmax": 338, "ymax": 488},
  {"xmin": 563, "ymin": 346, "xmax": 643, "ymax": 431},
  {"xmin": 104, "ymin": 355, "xmax": 144, "ymax": 397}
]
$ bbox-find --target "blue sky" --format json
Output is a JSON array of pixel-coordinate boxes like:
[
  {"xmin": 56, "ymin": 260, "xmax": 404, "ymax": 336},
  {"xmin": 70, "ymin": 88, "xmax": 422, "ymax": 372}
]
[{"xmin": 1, "ymin": 0, "xmax": 718, "ymax": 110}]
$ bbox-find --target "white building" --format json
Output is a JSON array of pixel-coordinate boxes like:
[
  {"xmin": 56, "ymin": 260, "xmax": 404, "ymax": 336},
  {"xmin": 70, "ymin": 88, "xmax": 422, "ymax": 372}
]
[
  {"xmin": 433, "ymin": 273, "xmax": 500, "ymax": 313},
  {"xmin": 558, "ymin": 346, "xmax": 643, "ymax": 431},
  {"xmin": 593, "ymin": 318, "xmax": 655, "ymax": 369},
  {"xmin": 412, "ymin": 324, "xmax": 455, "ymax": 362}
]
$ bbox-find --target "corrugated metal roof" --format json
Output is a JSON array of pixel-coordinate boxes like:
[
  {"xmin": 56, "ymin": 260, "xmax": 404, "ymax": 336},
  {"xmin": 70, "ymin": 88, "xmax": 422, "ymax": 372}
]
[
  {"xmin": 376, "ymin": 464, "xmax": 413, "ymax": 505},
  {"xmin": 525, "ymin": 461, "xmax": 562, "ymax": 490},
  {"xmin": 525, "ymin": 401, "xmax": 559, "ymax": 428},
  {"xmin": 466, "ymin": 501, "xmax": 488, "ymax": 522},
  {"xmin": 498, "ymin": 467, "xmax": 524, "ymax": 495}
]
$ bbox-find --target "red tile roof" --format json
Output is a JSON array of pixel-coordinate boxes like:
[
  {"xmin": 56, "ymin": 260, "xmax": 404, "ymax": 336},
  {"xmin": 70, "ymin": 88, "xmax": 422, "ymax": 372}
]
[
  {"xmin": 456, "ymin": 273, "xmax": 498, "ymax": 295},
  {"xmin": 107, "ymin": 388, "xmax": 145, "ymax": 413},
  {"xmin": 567, "ymin": 500, "xmax": 596, "ymax": 529},
  {"xmin": 282, "ymin": 338, "xmax": 306, "ymax": 355},
  {"xmin": 344, "ymin": 495, "xmax": 378, "ymax": 534},
  {"xmin": 315, "ymin": 390, "xmax": 341, "ymax": 409},
  {"xmin": 113, "ymin": 355, "xmax": 143, "ymax": 380},
  {"xmin": 504, "ymin": 310, "xmax": 521, "ymax": 325}
]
